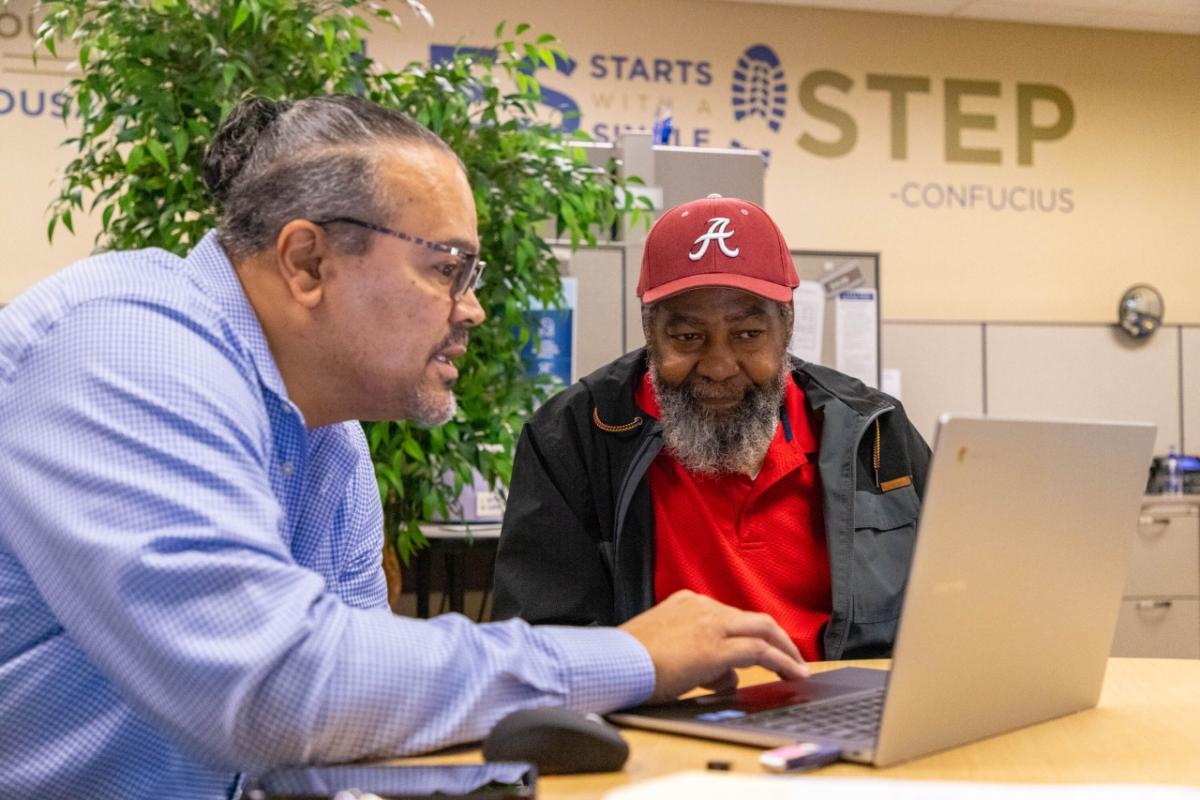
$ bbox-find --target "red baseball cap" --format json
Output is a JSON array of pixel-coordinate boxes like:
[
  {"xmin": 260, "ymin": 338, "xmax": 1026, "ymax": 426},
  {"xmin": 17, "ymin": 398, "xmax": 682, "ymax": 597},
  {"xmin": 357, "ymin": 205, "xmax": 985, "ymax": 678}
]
[{"xmin": 637, "ymin": 194, "xmax": 798, "ymax": 304}]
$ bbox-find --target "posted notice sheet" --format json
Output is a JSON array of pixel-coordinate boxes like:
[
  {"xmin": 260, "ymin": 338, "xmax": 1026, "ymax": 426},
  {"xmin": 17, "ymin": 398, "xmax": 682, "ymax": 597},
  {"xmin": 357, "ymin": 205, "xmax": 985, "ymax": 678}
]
[{"xmin": 835, "ymin": 288, "xmax": 878, "ymax": 388}]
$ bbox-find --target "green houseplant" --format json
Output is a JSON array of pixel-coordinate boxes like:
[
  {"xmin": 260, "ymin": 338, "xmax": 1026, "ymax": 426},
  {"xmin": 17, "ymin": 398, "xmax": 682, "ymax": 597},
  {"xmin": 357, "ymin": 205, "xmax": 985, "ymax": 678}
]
[{"xmin": 34, "ymin": 1, "xmax": 645, "ymax": 570}]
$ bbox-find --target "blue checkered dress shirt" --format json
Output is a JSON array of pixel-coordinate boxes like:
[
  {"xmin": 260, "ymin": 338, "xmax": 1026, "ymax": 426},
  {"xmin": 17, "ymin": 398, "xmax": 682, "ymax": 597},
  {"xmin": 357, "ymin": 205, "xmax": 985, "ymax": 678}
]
[{"xmin": 0, "ymin": 232, "xmax": 654, "ymax": 799}]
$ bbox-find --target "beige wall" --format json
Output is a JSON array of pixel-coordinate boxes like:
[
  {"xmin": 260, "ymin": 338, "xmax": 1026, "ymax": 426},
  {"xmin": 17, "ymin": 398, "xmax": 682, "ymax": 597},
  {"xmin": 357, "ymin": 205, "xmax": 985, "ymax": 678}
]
[
  {"xmin": 2, "ymin": 0, "xmax": 1198, "ymax": 323},
  {"xmin": 1, "ymin": 3, "xmax": 96, "ymax": 301}
]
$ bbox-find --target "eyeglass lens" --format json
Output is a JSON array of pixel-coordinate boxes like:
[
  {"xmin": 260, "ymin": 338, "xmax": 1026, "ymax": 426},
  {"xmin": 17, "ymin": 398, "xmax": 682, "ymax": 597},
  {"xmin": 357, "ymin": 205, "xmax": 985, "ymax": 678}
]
[{"xmin": 454, "ymin": 257, "xmax": 485, "ymax": 300}]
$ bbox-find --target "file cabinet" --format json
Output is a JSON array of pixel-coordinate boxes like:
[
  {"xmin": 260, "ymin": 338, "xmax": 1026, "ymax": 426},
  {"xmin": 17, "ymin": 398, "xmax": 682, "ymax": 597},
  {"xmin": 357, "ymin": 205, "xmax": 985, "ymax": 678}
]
[{"xmin": 1111, "ymin": 498, "xmax": 1200, "ymax": 658}]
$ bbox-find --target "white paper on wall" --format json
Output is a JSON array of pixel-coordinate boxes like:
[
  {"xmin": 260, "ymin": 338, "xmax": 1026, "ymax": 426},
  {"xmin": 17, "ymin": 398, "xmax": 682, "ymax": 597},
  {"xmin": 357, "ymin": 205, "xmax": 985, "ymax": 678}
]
[
  {"xmin": 789, "ymin": 280, "xmax": 825, "ymax": 364},
  {"xmin": 835, "ymin": 288, "xmax": 878, "ymax": 388}
]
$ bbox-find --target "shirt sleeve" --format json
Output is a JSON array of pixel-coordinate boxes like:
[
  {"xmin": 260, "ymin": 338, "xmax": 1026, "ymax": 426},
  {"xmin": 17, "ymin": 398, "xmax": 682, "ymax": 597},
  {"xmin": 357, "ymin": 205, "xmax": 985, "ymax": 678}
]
[{"xmin": 0, "ymin": 298, "xmax": 654, "ymax": 771}]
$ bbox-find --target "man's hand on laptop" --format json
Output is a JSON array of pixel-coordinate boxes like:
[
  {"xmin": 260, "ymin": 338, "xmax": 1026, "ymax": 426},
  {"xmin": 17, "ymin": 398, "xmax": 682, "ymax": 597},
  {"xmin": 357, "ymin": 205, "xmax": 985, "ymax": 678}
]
[{"xmin": 619, "ymin": 590, "xmax": 811, "ymax": 704}]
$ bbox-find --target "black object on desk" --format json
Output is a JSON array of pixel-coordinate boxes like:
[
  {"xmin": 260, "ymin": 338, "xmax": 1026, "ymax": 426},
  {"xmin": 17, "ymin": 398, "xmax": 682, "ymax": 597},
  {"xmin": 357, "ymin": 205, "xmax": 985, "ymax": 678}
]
[
  {"xmin": 1147, "ymin": 453, "xmax": 1200, "ymax": 494},
  {"xmin": 483, "ymin": 707, "xmax": 630, "ymax": 774},
  {"xmin": 244, "ymin": 762, "xmax": 535, "ymax": 799}
]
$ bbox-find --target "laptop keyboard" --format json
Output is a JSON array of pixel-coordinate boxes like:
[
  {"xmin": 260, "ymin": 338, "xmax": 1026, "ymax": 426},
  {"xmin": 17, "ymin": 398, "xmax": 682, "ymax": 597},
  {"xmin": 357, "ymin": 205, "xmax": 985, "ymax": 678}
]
[{"xmin": 722, "ymin": 687, "xmax": 885, "ymax": 740}]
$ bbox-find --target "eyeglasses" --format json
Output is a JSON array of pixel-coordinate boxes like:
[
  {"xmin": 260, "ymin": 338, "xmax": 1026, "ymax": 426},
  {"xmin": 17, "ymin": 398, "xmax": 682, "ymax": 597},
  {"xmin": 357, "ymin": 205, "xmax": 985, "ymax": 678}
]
[{"xmin": 314, "ymin": 217, "xmax": 486, "ymax": 301}]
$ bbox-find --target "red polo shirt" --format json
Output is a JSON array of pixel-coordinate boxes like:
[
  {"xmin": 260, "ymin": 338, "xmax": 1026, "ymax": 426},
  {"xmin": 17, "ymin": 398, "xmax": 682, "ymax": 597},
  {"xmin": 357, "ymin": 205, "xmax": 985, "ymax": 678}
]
[{"xmin": 636, "ymin": 372, "xmax": 831, "ymax": 661}]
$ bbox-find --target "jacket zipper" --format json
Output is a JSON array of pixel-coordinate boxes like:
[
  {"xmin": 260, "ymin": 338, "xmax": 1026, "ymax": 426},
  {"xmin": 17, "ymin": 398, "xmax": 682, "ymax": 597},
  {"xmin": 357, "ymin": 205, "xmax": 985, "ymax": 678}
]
[
  {"xmin": 830, "ymin": 402, "xmax": 894, "ymax": 658},
  {"xmin": 858, "ymin": 405, "xmax": 894, "ymax": 491}
]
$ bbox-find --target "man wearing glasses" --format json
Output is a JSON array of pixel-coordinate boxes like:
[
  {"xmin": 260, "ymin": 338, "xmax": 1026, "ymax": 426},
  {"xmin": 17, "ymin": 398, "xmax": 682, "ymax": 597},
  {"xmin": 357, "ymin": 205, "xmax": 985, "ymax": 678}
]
[{"xmin": 0, "ymin": 95, "xmax": 806, "ymax": 799}]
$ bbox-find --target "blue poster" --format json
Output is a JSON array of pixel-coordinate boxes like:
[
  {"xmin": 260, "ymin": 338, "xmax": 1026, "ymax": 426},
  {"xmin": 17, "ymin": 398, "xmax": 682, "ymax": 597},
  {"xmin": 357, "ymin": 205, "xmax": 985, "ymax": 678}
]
[{"xmin": 521, "ymin": 277, "xmax": 577, "ymax": 387}]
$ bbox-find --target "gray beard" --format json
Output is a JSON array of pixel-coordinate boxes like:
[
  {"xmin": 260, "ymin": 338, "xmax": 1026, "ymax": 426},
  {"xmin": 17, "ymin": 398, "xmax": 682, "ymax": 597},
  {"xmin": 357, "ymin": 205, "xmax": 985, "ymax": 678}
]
[
  {"xmin": 409, "ymin": 386, "xmax": 457, "ymax": 427},
  {"xmin": 650, "ymin": 358, "xmax": 789, "ymax": 476},
  {"xmin": 408, "ymin": 391, "xmax": 453, "ymax": 429},
  {"xmin": 410, "ymin": 328, "xmax": 466, "ymax": 426}
]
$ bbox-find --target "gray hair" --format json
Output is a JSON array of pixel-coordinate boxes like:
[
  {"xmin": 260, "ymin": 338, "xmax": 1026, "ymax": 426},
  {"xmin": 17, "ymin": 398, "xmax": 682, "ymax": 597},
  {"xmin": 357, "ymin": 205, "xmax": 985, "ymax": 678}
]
[{"xmin": 203, "ymin": 95, "xmax": 457, "ymax": 261}]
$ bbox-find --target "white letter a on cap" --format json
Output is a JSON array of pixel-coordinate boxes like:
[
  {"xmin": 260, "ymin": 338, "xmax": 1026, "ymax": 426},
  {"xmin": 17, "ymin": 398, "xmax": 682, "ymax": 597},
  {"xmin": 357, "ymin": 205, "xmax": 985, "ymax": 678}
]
[{"xmin": 689, "ymin": 217, "xmax": 740, "ymax": 260}]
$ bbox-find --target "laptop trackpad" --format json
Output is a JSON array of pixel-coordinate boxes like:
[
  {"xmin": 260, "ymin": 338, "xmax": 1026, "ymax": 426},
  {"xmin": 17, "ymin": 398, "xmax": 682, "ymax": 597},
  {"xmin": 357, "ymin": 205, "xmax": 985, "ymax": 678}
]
[
  {"xmin": 689, "ymin": 666, "xmax": 887, "ymax": 714},
  {"xmin": 609, "ymin": 667, "xmax": 887, "ymax": 725}
]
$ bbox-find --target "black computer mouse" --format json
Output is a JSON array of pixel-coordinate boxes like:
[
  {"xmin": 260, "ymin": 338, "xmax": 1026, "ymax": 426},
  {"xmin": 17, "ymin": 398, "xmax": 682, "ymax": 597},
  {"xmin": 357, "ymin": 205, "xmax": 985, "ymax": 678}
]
[{"xmin": 481, "ymin": 706, "xmax": 630, "ymax": 774}]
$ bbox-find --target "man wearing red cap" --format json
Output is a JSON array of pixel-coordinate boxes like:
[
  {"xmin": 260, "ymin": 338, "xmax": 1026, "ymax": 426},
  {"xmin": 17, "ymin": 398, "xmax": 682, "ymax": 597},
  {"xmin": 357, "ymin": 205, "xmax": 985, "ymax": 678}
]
[{"xmin": 493, "ymin": 195, "xmax": 930, "ymax": 662}]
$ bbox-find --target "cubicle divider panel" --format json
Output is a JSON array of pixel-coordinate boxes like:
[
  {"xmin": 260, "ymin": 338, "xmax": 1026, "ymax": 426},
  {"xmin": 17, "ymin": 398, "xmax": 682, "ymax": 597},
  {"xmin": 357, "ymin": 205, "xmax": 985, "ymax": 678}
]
[
  {"xmin": 563, "ymin": 245, "xmax": 627, "ymax": 380},
  {"xmin": 985, "ymin": 323, "xmax": 1179, "ymax": 456},
  {"xmin": 880, "ymin": 322, "xmax": 985, "ymax": 444}
]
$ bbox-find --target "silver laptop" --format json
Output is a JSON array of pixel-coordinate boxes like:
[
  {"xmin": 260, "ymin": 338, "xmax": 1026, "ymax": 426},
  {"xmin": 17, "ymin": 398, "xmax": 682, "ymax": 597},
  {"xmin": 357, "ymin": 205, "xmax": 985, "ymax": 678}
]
[{"xmin": 609, "ymin": 415, "xmax": 1156, "ymax": 767}]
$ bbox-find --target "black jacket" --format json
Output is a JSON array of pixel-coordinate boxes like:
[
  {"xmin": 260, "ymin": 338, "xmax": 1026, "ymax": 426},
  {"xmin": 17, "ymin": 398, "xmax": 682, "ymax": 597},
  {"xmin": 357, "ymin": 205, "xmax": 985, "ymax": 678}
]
[{"xmin": 493, "ymin": 348, "xmax": 931, "ymax": 659}]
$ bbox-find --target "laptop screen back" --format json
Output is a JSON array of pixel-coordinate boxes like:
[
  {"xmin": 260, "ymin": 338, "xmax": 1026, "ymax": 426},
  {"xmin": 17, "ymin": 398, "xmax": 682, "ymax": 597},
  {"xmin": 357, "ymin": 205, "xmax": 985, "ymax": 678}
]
[{"xmin": 873, "ymin": 415, "xmax": 1156, "ymax": 766}]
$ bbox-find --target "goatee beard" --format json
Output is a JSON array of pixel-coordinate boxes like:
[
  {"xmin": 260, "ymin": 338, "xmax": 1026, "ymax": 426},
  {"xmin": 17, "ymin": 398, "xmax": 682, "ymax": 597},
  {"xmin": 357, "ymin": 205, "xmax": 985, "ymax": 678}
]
[
  {"xmin": 650, "ymin": 357, "xmax": 789, "ymax": 476},
  {"xmin": 409, "ymin": 388, "xmax": 457, "ymax": 427},
  {"xmin": 409, "ymin": 328, "xmax": 467, "ymax": 426}
]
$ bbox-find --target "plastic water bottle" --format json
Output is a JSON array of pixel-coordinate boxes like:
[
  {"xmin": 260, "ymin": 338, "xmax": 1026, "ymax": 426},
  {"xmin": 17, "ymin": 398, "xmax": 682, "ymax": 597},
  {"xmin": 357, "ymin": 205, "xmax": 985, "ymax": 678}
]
[
  {"xmin": 652, "ymin": 102, "xmax": 673, "ymax": 145},
  {"xmin": 1166, "ymin": 445, "xmax": 1183, "ymax": 494}
]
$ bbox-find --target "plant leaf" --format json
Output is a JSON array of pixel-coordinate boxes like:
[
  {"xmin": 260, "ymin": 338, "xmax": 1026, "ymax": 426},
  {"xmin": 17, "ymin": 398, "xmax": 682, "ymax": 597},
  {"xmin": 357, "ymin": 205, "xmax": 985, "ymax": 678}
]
[
  {"xmin": 402, "ymin": 437, "xmax": 427, "ymax": 463},
  {"xmin": 146, "ymin": 139, "xmax": 170, "ymax": 171},
  {"xmin": 231, "ymin": 3, "xmax": 251, "ymax": 32},
  {"xmin": 172, "ymin": 128, "xmax": 189, "ymax": 161},
  {"xmin": 125, "ymin": 144, "xmax": 145, "ymax": 174}
]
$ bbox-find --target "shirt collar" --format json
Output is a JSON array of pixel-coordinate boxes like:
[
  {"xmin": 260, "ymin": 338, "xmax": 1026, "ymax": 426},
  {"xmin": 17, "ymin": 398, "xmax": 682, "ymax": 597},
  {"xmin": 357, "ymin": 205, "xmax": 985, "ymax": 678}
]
[{"xmin": 180, "ymin": 231, "xmax": 294, "ymax": 409}]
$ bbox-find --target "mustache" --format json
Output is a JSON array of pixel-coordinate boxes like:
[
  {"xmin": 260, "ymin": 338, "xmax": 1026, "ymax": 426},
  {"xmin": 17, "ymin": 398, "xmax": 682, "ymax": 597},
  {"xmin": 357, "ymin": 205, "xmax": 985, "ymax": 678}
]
[
  {"xmin": 661, "ymin": 375, "xmax": 756, "ymax": 412},
  {"xmin": 681, "ymin": 378, "xmax": 749, "ymax": 405},
  {"xmin": 432, "ymin": 327, "xmax": 470, "ymax": 355}
]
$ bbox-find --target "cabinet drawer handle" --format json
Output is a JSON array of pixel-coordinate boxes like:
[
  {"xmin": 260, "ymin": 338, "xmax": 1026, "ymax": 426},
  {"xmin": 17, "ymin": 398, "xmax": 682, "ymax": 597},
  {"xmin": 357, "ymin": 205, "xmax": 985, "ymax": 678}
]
[
  {"xmin": 1135, "ymin": 600, "xmax": 1173, "ymax": 610},
  {"xmin": 1138, "ymin": 516, "xmax": 1171, "ymax": 526}
]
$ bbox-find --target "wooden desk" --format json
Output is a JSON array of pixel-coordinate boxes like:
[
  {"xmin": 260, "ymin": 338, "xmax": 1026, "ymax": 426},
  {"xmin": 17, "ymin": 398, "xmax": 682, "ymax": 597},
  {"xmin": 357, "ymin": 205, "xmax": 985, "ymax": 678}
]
[{"xmin": 406, "ymin": 658, "xmax": 1200, "ymax": 797}]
